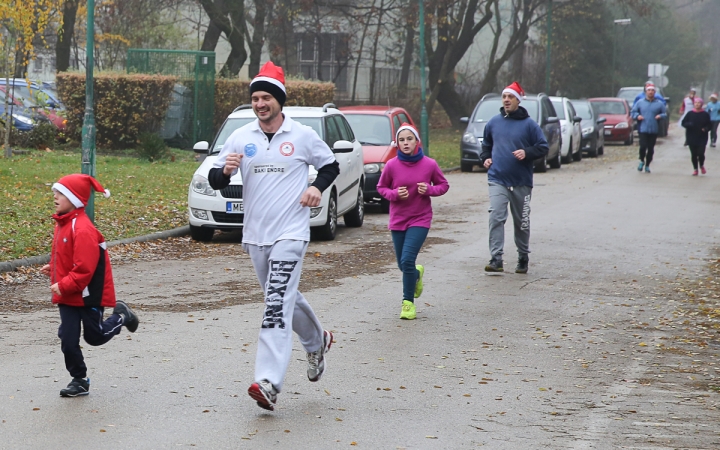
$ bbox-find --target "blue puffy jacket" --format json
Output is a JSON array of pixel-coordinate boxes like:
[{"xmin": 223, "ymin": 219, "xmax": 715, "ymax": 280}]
[{"xmin": 631, "ymin": 98, "xmax": 668, "ymax": 134}]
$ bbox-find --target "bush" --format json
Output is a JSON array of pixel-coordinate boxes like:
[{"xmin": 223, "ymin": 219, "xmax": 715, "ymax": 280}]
[
  {"xmin": 17, "ymin": 122, "xmax": 58, "ymax": 149},
  {"xmin": 136, "ymin": 132, "xmax": 169, "ymax": 161}
]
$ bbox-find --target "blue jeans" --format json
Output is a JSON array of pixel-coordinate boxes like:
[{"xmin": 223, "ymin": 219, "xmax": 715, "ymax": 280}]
[{"xmin": 391, "ymin": 227, "xmax": 429, "ymax": 301}]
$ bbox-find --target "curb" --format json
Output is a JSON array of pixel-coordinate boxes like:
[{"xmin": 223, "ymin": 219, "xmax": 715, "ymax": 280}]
[{"xmin": 0, "ymin": 226, "xmax": 190, "ymax": 274}]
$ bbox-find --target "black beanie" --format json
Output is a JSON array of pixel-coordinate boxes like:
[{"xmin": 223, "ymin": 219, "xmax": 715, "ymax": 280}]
[{"xmin": 249, "ymin": 80, "xmax": 286, "ymax": 107}]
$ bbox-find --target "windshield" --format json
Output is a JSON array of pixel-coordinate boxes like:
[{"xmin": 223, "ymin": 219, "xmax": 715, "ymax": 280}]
[
  {"xmin": 571, "ymin": 101, "xmax": 593, "ymax": 120},
  {"xmin": 474, "ymin": 98, "xmax": 538, "ymax": 122},
  {"xmin": 210, "ymin": 116, "xmax": 323, "ymax": 154},
  {"xmin": 344, "ymin": 114, "xmax": 391, "ymax": 145},
  {"xmin": 551, "ymin": 101, "xmax": 566, "ymax": 120},
  {"xmin": 592, "ymin": 101, "xmax": 626, "ymax": 115},
  {"xmin": 617, "ymin": 89, "xmax": 641, "ymax": 104}
]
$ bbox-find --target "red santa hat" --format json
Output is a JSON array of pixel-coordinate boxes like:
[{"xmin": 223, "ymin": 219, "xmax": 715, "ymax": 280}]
[
  {"xmin": 645, "ymin": 83, "xmax": 656, "ymax": 91},
  {"xmin": 250, "ymin": 61, "xmax": 287, "ymax": 106},
  {"xmin": 393, "ymin": 122, "xmax": 423, "ymax": 153},
  {"xmin": 711, "ymin": 93, "xmax": 718, "ymax": 99},
  {"xmin": 52, "ymin": 174, "xmax": 110, "ymax": 208},
  {"xmin": 502, "ymin": 81, "xmax": 526, "ymax": 103}
]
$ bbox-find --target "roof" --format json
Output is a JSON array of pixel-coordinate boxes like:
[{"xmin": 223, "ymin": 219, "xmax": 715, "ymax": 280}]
[
  {"xmin": 588, "ymin": 97, "xmax": 626, "ymax": 102},
  {"xmin": 338, "ymin": 105, "xmax": 406, "ymax": 115},
  {"xmin": 228, "ymin": 105, "xmax": 342, "ymax": 119}
]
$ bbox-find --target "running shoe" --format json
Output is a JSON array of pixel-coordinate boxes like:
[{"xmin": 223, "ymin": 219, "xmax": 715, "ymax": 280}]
[
  {"xmin": 60, "ymin": 377, "xmax": 90, "ymax": 397},
  {"xmin": 414, "ymin": 265, "xmax": 424, "ymax": 298},
  {"xmin": 693, "ymin": 170, "xmax": 699, "ymax": 176},
  {"xmin": 248, "ymin": 380, "xmax": 277, "ymax": 411},
  {"xmin": 307, "ymin": 330, "xmax": 333, "ymax": 382},
  {"xmin": 400, "ymin": 300, "xmax": 416, "ymax": 320},
  {"xmin": 637, "ymin": 161, "xmax": 644, "ymax": 171},
  {"xmin": 701, "ymin": 166, "xmax": 707, "ymax": 174},
  {"xmin": 644, "ymin": 166, "xmax": 651, "ymax": 173}
]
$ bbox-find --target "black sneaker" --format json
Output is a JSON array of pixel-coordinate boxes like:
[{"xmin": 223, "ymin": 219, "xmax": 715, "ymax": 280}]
[
  {"xmin": 515, "ymin": 256, "xmax": 529, "ymax": 274},
  {"xmin": 485, "ymin": 258, "xmax": 504, "ymax": 272},
  {"xmin": 60, "ymin": 377, "xmax": 90, "ymax": 397},
  {"xmin": 113, "ymin": 301, "xmax": 139, "ymax": 333}
]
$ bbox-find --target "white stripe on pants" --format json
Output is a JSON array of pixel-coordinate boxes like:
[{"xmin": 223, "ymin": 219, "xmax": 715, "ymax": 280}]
[{"xmin": 244, "ymin": 240, "xmax": 324, "ymax": 392}]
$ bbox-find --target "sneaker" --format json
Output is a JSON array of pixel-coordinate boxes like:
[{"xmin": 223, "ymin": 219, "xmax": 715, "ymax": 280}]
[
  {"xmin": 400, "ymin": 300, "xmax": 416, "ymax": 320},
  {"xmin": 701, "ymin": 166, "xmax": 707, "ymax": 174},
  {"xmin": 248, "ymin": 380, "xmax": 277, "ymax": 411},
  {"xmin": 485, "ymin": 258, "xmax": 504, "ymax": 272},
  {"xmin": 637, "ymin": 161, "xmax": 644, "ymax": 171},
  {"xmin": 712, "ymin": 142, "xmax": 716, "ymax": 147},
  {"xmin": 113, "ymin": 301, "xmax": 139, "ymax": 333},
  {"xmin": 515, "ymin": 256, "xmax": 529, "ymax": 274},
  {"xmin": 307, "ymin": 330, "xmax": 333, "ymax": 382},
  {"xmin": 644, "ymin": 166, "xmax": 651, "ymax": 173},
  {"xmin": 693, "ymin": 170, "xmax": 699, "ymax": 176},
  {"xmin": 60, "ymin": 377, "xmax": 90, "ymax": 397},
  {"xmin": 414, "ymin": 265, "xmax": 424, "ymax": 298}
]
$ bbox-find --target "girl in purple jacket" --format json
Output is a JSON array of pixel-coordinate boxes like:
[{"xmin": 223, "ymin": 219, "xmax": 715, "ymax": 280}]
[{"xmin": 377, "ymin": 123, "xmax": 449, "ymax": 320}]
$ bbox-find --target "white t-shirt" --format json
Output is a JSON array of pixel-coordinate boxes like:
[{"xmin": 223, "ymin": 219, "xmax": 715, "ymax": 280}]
[{"xmin": 213, "ymin": 115, "xmax": 336, "ymax": 245}]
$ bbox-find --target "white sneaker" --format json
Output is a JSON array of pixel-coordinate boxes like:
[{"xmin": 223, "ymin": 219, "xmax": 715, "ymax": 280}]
[{"xmin": 307, "ymin": 330, "xmax": 333, "ymax": 382}]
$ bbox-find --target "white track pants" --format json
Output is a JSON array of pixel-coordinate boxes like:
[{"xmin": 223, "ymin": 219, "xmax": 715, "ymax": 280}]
[{"xmin": 245, "ymin": 240, "xmax": 324, "ymax": 391}]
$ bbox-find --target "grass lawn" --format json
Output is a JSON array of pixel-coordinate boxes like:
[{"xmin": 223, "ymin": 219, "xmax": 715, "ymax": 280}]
[{"xmin": 0, "ymin": 127, "xmax": 463, "ymax": 263}]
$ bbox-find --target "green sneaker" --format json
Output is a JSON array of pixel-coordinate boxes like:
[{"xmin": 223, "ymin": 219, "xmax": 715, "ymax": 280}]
[
  {"xmin": 400, "ymin": 300, "xmax": 416, "ymax": 320},
  {"xmin": 414, "ymin": 265, "xmax": 424, "ymax": 298}
]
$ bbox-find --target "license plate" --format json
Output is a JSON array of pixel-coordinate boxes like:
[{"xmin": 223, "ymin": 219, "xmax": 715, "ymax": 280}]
[
  {"xmin": 226, "ymin": 202, "xmax": 244, "ymax": 213},
  {"xmin": 604, "ymin": 129, "xmax": 612, "ymax": 136}
]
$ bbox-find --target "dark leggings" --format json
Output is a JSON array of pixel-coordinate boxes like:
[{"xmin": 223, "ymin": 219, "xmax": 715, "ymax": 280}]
[
  {"xmin": 711, "ymin": 121, "xmax": 719, "ymax": 144},
  {"xmin": 58, "ymin": 304, "xmax": 123, "ymax": 378},
  {"xmin": 689, "ymin": 145, "xmax": 706, "ymax": 170},
  {"xmin": 639, "ymin": 133, "xmax": 658, "ymax": 165},
  {"xmin": 391, "ymin": 227, "xmax": 429, "ymax": 302}
]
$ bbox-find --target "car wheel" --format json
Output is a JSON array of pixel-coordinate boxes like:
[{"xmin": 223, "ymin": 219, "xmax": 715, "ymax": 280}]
[
  {"xmin": 598, "ymin": 145, "xmax": 604, "ymax": 155},
  {"xmin": 311, "ymin": 191, "xmax": 337, "ymax": 241},
  {"xmin": 460, "ymin": 162, "xmax": 474, "ymax": 172},
  {"xmin": 624, "ymin": 132, "xmax": 633, "ymax": 146},
  {"xmin": 534, "ymin": 155, "xmax": 547, "ymax": 173},
  {"xmin": 189, "ymin": 225, "xmax": 215, "ymax": 242},
  {"xmin": 549, "ymin": 147, "xmax": 562, "ymax": 169},
  {"xmin": 343, "ymin": 184, "xmax": 364, "ymax": 227},
  {"xmin": 380, "ymin": 198, "xmax": 390, "ymax": 214},
  {"xmin": 561, "ymin": 139, "xmax": 572, "ymax": 164}
]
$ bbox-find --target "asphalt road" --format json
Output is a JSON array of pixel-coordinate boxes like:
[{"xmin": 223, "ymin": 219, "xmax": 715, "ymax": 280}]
[{"xmin": 2, "ymin": 125, "xmax": 720, "ymax": 449}]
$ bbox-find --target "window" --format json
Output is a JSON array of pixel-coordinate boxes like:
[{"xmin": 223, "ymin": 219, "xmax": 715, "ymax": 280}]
[
  {"xmin": 301, "ymin": 34, "xmax": 315, "ymax": 62},
  {"xmin": 332, "ymin": 116, "xmax": 354, "ymax": 142},
  {"xmin": 551, "ymin": 101, "xmax": 565, "ymax": 120},
  {"xmin": 392, "ymin": 115, "xmax": 401, "ymax": 132},
  {"xmin": 398, "ymin": 113, "xmax": 409, "ymax": 125},
  {"xmin": 325, "ymin": 116, "xmax": 341, "ymax": 147}
]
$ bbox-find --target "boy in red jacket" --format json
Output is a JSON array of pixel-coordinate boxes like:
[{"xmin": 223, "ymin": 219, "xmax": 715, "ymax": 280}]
[{"xmin": 40, "ymin": 174, "xmax": 139, "ymax": 397}]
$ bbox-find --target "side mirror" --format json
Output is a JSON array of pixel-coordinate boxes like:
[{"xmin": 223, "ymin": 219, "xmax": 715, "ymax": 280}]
[
  {"xmin": 573, "ymin": 116, "xmax": 582, "ymax": 123},
  {"xmin": 460, "ymin": 117, "xmax": 469, "ymax": 124},
  {"xmin": 332, "ymin": 140, "xmax": 354, "ymax": 153},
  {"xmin": 193, "ymin": 141, "xmax": 209, "ymax": 153},
  {"xmin": 547, "ymin": 116, "xmax": 559, "ymax": 124},
  {"xmin": 597, "ymin": 117, "xmax": 607, "ymax": 124}
]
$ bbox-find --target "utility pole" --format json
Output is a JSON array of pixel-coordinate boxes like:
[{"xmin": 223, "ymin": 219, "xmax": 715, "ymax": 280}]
[
  {"xmin": 419, "ymin": 0, "xmax": 429, "ymax": 155},
  {"xmin": 612, "ymin": 18, "xmax": 632, "ymax": 96},
  {"xmin": 545, "ymin": 0, "xmax": 552, "ymax": 94},
  {"xmin": 80, "ymin": 0, "xmax": 97, "ymax": 220}
]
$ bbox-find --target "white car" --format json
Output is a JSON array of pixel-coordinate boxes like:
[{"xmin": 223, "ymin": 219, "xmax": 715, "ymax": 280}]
[
  {"xmin": 188, "ymin": 104, "xmax": 365, "ymax": 241},
  {"xmin": 550, "ymin": 96, "xmax": 582, "ymax": 163}
]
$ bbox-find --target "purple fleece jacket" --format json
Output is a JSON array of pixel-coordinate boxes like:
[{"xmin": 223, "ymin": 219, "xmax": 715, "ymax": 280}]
[{"xmin": 377, "ymin": 156, "xmax": 449, "ymax": 231}]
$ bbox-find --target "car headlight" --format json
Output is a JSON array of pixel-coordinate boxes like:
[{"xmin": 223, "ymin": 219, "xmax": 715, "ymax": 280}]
[
  {"xmin": 364, "ymin": 162, "xmax": 385, "ymax": 174},
  {"xmin": 615, "ymin": 122, "xmax": 629, "ymax": 129},
  {"xmin": 582, "ymin": 127, "xmax": 594, "ymax": 136},
  {"xmin": 462, "ymin": 132, "xmax": 478, "ymax": 145},
  {"xmin": 12, "ymin": 114, "xmax": 33, "ymax": 125},
  {"xmin": 191, "ymin": 174, "xmax": 216, "ymax": 196},
  {"xmin": 310, "ymin": 207, "xmax": 322, "ymax": 218}
]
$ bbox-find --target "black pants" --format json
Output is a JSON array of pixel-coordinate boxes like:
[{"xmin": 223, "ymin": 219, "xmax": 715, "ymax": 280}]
[
  {"xmin": 638, "ymin": 133, "xmax": 658, "ymax": 165},
  {"xmin": 58, "ymin": 304, "xmax": 123, "ymax": 378},
  {"xmin": 711, "ymin": 121, "xmax": 719, "ymax": 144},
  {"xmin": 689, "ymin": 145, "xmax": 706, "ymax": 170}
]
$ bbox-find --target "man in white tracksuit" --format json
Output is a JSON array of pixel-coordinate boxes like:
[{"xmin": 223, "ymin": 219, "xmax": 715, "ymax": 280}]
[{"xmin": 208, "ymin": 61, "xmax": 339, "ymax": 411}]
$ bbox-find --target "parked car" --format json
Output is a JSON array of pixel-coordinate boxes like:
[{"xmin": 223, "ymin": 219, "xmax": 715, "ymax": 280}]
[
  {"xmin": 189, "ymin": 104, "xmax": 365, "ymax": 242},
  {"xmin": 0, "ymin": 90, "xmax": 35, "ymax": 131},
  {"xmin": 550, "ymin": 96, "xmax": 583, "ymax": 163},
  {"xmin": 0, "ymin": 78, "xmax": 64, "ymax": 110},
  {"xmin": 589, "ymin": 97, "xmax": 633, "ymax": 145},
  {"xmin": 569, "ymin": 99, "xmax": 606, "ymax": 157},
  {"xmin": 616, "ymin": 86, "xmax": 669, "ymax": 137},
  {"xmin": 460, "ymin": 93, "xmax": 561, "ymax": 173},
  {"xmin": 0, "ymin": 86, "xmax": 65, "ymax": 130},
  {"xmin": 339, "ymin": 105, "xmax": 415, "ymax": 213}
]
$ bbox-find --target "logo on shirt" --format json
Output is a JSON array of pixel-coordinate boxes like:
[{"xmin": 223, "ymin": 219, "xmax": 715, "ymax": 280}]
[
  {"xmin": 279, "ymin": 142, "xmax": 295, "ymax": 156},
  {"xmin": 244, "ymin": 143, "xmax": 257, "ymax": 157}
]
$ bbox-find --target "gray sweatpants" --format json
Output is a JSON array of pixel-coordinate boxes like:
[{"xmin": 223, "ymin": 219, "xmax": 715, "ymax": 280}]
[
  {"xmin": 488, "ymin": 182, "xmax": 532, "ymax": 260},
  {"xmin": 244, "ymin": 240, "xmax": 325, "ymax": 392}
]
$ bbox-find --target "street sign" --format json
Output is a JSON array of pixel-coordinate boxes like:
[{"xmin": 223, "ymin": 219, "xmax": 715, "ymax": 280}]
[
  {"xmin": 648, "ymin": 63, "xmax": 663, "ymax": 77},
  {"xmin": 649, "ymin": 76, "xmax": 669, "ymax": 88}
]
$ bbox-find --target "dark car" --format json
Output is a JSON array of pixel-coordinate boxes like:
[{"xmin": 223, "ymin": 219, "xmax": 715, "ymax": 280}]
[
  {"xmin": 617, "ymin": 86, "xmax": 669, "ymax": 137},
  {"xmin": 570, "ymin": 99, "xmax": 606, "ymax": 157},
  {"xmin": 589, "ymin": 97, "xmax": 633, "ymax": 145},
  {"xmin": 339, "ymin": 105, "xmax": 415, "ymax": 213},
  {"xmin": 460, "ymin": 93, "xmax": 561, "ymax": 173}
]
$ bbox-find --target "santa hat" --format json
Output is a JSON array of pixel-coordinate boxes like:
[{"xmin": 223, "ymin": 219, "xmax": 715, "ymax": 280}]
[
  {"xmin": 250, "ymin": 61, "xmax": 287, "ymax": 106},
  {"xmin": 502, "ymin": 81, "xmax": 525, "ymax": 103},
  {"xmin": 52, "ymin": 174, "xmax": 110, "ymax": 208},
  {"xmin": 645, "ymin": 83, "xmax": 656, "ymax": 91},
  {"xmin": 395, "ymin": 122, "xmax": 421, "ymax": 145},
  {"xmin": 711, "ymin": 93, "xmax": 718, "ymax": 99}
]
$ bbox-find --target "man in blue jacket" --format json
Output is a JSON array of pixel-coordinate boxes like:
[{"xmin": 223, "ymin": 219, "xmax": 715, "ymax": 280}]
[
  {"xmin": 480, "ymin": 82, "xmax": 549, "ymax": 274},
  {"xmin": 631, "ymin": 83, "xmax": 668, "ymax": 173},
  {"xmin": 705, "ymin": 93, "xmax": 720, "ymax": 147}
]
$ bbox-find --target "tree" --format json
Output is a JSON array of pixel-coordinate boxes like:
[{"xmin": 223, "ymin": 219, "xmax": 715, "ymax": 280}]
[
  {"xmin": 198, "ymin": 0, "xmax": 247, "ymax": 78},
  {"xmin": 55, "ymin": 0, "xmax": 80, "ymax": 72}
]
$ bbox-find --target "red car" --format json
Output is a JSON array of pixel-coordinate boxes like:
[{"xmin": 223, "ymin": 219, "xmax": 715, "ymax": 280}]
[
  {"xmin": 588, "ymin": 97, "xmax": 633, "ymax": 145},
  {"xmin": 0, "ymin": 86, "xmax": 66, "ymax": 131},
  {"xmin": 338, "ymin": 106, "xmax": 416, "ymax": 213}
]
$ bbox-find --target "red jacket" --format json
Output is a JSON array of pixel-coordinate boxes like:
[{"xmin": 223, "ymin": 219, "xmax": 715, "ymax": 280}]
[{"xmin": 50, "ymin": 208, "xmax": 116, "ymax": 308}]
